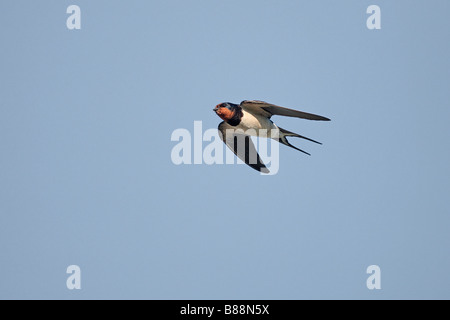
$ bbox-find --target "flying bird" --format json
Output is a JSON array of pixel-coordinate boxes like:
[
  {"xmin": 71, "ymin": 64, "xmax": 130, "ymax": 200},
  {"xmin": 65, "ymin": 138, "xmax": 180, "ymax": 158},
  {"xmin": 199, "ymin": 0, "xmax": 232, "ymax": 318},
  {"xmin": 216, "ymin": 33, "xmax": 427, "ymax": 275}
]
[{"xmin": 213, "ymin": 100, "xmax": 330, "ymax": 173}]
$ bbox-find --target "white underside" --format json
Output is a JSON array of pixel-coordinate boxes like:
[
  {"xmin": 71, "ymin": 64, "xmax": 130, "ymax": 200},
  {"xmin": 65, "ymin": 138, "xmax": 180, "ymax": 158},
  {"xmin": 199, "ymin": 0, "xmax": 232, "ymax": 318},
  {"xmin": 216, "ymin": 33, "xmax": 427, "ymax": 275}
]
[{"xmin": 233, "ymin": 110, "xmax": 280, "ymax": 138}]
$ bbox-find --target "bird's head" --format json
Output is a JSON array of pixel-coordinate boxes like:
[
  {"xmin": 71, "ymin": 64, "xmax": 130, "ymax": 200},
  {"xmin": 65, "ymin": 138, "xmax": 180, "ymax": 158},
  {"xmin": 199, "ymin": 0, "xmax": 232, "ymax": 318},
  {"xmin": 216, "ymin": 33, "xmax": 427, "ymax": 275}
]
[{"xmin": 213, "ymin": 102, "xmax": 239, "ymax": 121}]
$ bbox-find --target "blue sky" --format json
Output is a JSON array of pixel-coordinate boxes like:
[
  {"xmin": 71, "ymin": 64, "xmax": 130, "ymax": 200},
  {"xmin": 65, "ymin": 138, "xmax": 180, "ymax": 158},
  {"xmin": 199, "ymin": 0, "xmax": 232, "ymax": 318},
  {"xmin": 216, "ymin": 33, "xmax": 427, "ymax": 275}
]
[{"xmin": 1, "ymin": 0, "xmax": 449, "ymax": 299}]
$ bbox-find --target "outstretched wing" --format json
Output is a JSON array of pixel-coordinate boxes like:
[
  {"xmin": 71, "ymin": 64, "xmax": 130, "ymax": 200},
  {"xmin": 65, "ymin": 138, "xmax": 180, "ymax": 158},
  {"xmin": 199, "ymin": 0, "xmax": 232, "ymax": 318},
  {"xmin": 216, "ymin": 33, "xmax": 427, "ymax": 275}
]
[
  {"xmin": 240, "ymin": 100, "xmax": 330, "ymax": 121},
  {"xmin": 218, "ymin": 121, "xmax": 269, "ymax": 174}
]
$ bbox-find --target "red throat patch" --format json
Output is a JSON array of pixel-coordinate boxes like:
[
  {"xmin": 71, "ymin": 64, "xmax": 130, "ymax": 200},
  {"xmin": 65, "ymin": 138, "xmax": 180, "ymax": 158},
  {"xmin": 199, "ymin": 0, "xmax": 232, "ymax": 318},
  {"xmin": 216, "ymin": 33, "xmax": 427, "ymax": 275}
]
[{"xmin": 216, "ymin": 107, "xmax": 235, "ymax": 121}]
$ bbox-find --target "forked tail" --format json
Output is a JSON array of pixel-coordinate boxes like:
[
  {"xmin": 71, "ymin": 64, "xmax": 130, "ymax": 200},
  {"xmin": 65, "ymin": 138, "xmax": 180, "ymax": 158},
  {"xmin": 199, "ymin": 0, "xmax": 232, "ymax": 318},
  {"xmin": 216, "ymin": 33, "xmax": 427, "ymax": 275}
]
[{"xmin": 277, "ymin": 127, "xmax": 322, "ymax": 156}]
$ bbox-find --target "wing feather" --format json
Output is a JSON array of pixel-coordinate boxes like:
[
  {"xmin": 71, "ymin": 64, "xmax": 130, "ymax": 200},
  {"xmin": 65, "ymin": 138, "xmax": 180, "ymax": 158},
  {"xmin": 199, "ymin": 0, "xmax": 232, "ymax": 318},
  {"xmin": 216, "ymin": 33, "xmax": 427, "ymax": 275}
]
[
  {"xmin": 218, "ymin": 122, "xmax": 269, "ymax": 174},
  {"xmin": 240, "ymin": 100, "xmax": 330, "ymax": 121}
]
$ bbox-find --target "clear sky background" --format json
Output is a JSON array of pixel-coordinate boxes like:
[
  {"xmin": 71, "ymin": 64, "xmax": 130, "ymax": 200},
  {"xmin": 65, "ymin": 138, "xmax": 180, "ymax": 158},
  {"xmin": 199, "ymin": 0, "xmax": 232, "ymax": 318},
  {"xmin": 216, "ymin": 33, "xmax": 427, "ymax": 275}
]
[{"xmin": 1, "ymin": 1, "xmax": 449, "ymax": 299}]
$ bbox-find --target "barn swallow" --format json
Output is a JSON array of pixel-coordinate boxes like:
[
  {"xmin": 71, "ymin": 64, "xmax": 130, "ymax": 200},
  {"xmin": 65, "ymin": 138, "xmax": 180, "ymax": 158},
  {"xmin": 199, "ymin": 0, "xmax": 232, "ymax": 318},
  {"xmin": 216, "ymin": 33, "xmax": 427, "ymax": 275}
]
[{"xmin": 213, "ymin": 100, "xmax": 330, "ymax": 173}]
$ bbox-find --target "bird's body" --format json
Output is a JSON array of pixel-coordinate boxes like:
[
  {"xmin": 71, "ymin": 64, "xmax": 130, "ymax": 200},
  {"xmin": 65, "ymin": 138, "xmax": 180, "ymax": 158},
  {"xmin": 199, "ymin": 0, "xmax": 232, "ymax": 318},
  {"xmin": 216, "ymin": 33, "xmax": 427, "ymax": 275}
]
[
  {"xmin": 229, "ymin": 109, "xmax": 278, "ymax": 136},
  {"xmin": 213, "ymin": 100, "xmax": 330, "ymax": 173}
]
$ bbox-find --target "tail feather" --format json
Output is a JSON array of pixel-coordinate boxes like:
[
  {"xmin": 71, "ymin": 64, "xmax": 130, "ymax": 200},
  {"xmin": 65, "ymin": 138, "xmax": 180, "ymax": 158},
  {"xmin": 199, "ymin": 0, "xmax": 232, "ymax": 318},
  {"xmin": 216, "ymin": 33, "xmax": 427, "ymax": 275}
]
[
  {"xmin": 278, "ymin": 127, "xmax": 322, "ymax": 144},
  {"xmin": 277, "ymin": 127, "xmax": 322, "ymax": 155}
]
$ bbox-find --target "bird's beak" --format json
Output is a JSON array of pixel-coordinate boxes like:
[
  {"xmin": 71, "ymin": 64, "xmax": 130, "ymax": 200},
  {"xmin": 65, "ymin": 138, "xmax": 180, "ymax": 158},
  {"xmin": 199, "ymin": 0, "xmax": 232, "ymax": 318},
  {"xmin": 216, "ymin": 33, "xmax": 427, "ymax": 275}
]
[{"xmin": 213, "ymin": 107, "xmax": 219, "ymax": 112}]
